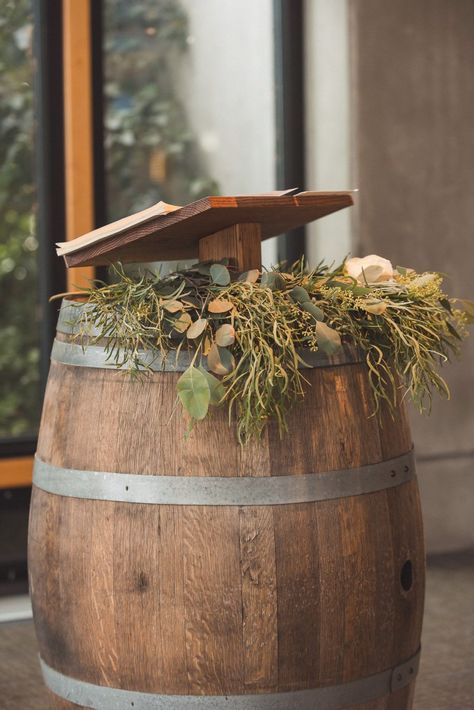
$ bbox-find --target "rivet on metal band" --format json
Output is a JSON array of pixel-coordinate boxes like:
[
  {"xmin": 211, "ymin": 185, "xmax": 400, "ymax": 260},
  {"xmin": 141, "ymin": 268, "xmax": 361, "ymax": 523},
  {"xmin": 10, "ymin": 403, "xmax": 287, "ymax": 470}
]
[
  {"xmin": 39, "ymin": 649, "xmax": 421, "ymax": 710},
  {"xmin": 33, "ymin": 450, "xmax": 415, "ymax": 507}
]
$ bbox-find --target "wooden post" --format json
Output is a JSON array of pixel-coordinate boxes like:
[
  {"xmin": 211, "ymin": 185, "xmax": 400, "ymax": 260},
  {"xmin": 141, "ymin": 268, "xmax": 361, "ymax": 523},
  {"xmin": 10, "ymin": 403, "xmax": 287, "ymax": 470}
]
[
  {"xmin": 62, "ymin": 0, "xmax": 95, "ymax": 290},
  {"xmin": 198, "ymin": 223, "xmax": 262, "ymax": 272}
]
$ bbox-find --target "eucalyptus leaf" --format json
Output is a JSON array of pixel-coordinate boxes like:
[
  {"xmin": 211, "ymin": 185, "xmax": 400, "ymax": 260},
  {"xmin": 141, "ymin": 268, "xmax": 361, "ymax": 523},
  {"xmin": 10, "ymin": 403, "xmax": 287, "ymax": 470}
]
[
  {"xmin": 326, "ymin": 279, "xmax": 353, "ymax": 290},
  {"xmin": 315, "ymin": 321, "xmax": 342, "ymax": 355},
  {"xmin": 290, "ymin": 286, "xmax": 310, "ymax": 304},
  {"xmin": 207, "ymin": 343, "xmax": 235, "ymax": 375},
  {"xmin": 210, "ymin": 263, "xmax": 231, "ymax": 286},
  {"xmin": 238, "ymin": 269, "xmax": 260, "ymax": 283},
  {"xmin": 215, "ymin": 323, "xmax": 235, "ymax": 346},
  {"xmin": 302, "ymin": 301, "xmax": 325, "ymax": 321},
  {"xmin": 177, "ymin": 366, "xmax": 210, "ymax": 420},
  {"xmin": 163, "ymin": 299, "xmax": 183, "ymax": 313},
  {"xmin": 196, "ymin": 262, "xmax": 211, "ymax": 276},
  {"xmin": 172, "ymin": 311, "xmax": 192, "ymax": 333},
  {"xmin": 261, "ymin": 272, "xmax": 286, "ymax": 291},
  {"xmin": 198, "ymin": 366, "xmax": 226, "ymax": 405},
  {"xmin": 187, "ymin": 318, "xmax": 207, "ymax": 339},
  {"xmin": 208, "ymin": 299, "xmax": 234, "ymax": 313},
  {"xmin": 352, "ymin": 285, "xmax": 372, "ymax": 297}
]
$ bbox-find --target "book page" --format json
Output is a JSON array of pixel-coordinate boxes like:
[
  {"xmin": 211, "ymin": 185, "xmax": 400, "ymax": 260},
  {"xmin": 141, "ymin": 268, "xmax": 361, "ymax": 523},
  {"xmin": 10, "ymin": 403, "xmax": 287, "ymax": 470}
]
[{"xmin": 56, "ymin": 201, "xmax": 181, "ymax": 256}]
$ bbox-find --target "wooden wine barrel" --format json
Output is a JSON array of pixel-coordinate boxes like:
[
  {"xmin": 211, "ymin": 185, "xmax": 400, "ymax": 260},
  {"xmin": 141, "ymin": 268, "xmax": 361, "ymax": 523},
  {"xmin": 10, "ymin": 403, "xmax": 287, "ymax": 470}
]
[{"xmin": 28, "ymin": 300, "xmax": 425, "ymax": 710}]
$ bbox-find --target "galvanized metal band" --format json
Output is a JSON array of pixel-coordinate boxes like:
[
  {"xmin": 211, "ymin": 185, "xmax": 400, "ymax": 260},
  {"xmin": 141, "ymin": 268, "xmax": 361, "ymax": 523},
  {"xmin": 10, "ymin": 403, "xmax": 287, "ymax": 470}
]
[
  {"xmin": 57, "ymin": 299, "xmax": 100, "ymax": 336},
  {"xmin": 51, "ymin": 337, "xmax": 193, "ymax": 372},
  {"xmin": 40, "ymin": 649, "xmax": 420, "ymax": 710},
  {"xmin": 33, "ymin": 450, "xmax": 415, "ymax": 506},
  {"xmin": 54, "ymin": 298, "xmax": 365, "ymax": 372},
  {"xmin": 51, "ymin": 337, "xmax": 364, "ymax": 373}
]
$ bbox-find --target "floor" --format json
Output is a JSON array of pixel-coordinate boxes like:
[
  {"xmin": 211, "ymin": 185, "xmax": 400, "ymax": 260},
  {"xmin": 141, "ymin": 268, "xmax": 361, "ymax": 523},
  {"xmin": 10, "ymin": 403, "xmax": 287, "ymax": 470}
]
[{"xmin": 0, "ymin": 553, "xmax": 472, "ymax": 710}]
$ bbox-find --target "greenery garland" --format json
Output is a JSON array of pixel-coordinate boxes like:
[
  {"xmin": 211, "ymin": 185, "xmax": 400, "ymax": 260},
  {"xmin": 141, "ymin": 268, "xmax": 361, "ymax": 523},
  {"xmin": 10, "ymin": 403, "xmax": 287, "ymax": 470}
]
[{"xmin": 62, "ymin": 258, "xmax": 472, "ymax": 443}]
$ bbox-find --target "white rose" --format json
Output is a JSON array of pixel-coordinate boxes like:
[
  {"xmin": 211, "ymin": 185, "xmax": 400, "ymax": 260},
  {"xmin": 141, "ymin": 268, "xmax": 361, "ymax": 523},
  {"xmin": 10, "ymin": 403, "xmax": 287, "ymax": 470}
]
[{"xmin": 344, "ymin": 255, "xmax": 394, "ymax": 284}]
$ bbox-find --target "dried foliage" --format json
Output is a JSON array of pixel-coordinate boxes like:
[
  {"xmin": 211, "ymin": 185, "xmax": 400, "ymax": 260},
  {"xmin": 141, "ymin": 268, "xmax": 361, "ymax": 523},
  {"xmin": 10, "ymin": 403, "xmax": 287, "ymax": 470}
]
[{"xmin": 63, "ymin": 259, "xmax": 472, "ymax": 443}]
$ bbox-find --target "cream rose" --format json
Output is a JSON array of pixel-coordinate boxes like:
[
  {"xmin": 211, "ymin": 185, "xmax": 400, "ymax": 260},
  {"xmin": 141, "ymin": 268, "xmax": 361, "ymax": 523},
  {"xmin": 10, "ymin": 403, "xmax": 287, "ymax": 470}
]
[{"xmin": 344, "ymin": 255, "xmax": 394, "ymax": 284}]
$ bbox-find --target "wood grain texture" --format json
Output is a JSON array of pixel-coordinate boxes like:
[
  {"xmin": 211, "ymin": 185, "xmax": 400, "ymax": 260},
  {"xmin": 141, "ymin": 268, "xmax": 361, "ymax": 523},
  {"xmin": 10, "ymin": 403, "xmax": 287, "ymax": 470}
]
[
  {"xmin": 239, "ymin": 506, "xmax": 278, "ymax": 692},
  {"xmin": 62, "ymin": 192, "xmax": 353, "ymax": 267},
  {"xmin": 62, "ymin": 0, "xmax": 95, "ymax": 290},
  {"xmin": 29, "ymin": 329, "xmax": 424, "ymax": 708},
  {"xmin": 198, "ymin": 222, "xmax": 262, "ymax": 272}
]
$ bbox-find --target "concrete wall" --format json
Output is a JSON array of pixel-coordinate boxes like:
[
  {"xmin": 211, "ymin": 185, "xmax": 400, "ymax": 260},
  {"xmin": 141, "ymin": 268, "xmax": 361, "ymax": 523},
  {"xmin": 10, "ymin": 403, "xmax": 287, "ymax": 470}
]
[
  {"xmin": 350, "ymin": 0, "xmax": 474, "ymax": 552},
  {"xmin": 177, "ymin": 0, "xmax": 278, "ymax": 267}
]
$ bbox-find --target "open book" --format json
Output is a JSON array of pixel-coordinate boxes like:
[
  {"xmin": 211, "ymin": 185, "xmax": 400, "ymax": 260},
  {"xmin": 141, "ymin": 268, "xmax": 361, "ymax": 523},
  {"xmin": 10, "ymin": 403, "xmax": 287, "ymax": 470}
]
[{"xmin": 56, "ymin": 201, "xmax": 181, "ymax": 256}]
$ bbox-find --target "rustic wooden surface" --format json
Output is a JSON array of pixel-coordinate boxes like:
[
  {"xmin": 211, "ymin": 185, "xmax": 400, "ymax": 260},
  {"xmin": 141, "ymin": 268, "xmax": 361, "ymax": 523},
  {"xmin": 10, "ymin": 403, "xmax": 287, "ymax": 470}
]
[
  {"xmin": 62, "ymin": 192, "xmax": 353, "ymax": 267},
  {"xmin": 7, "ymin": 553, "xmax": 474, "ymax": 709},
  {"xmin": 28, "ymin": 351, "xmax": 424, "ymax": 708},
  {"xmin": 198, "ymin": 222, "xmax": 262, "ymax": 272}
]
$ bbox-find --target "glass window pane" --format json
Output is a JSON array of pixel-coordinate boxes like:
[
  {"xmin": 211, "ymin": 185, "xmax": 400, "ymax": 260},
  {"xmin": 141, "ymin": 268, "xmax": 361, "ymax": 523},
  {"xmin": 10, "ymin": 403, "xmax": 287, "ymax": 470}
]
[
  {"xmin": 0, "ymin": 1, "xmax": 40, "ymax": 439},
  {"xmin": 103, "ymin": 0, "xmax": 278, "ymax": 265}
]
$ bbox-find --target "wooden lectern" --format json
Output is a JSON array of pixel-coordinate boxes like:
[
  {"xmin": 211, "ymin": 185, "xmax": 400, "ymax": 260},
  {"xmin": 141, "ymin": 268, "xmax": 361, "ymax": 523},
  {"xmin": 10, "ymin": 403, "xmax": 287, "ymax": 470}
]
[{"xmin": 56, "ymin": 189, "xmax": 354, "ymax": 271}]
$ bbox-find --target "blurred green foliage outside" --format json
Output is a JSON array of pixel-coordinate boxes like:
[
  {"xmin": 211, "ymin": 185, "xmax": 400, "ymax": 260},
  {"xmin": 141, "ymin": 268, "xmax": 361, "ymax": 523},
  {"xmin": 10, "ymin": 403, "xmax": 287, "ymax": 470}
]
[
  {"xmin": 104, "ymin": 0, "xmax": 218, "ymax": 219},
  {"xmin": 0, "ymin": 1, "xmax": 40, "ymax": 438},
  {"xmin": 0, "ymin": 0, "xmax": 218, "ymax": 439}
]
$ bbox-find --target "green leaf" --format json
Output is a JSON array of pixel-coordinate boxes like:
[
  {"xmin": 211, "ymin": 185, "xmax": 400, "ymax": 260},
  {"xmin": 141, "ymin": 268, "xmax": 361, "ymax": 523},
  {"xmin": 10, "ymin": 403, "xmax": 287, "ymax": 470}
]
[
  {"xmin": 290, "ymin": 286, "xmax": 310, "ymax": 304},
  {"xmin": 315, "ymin": 321, "xmax": 342, "ymax": 356},
  {"xmin": 207, "ymin": 343, "xmax": 235, "ymax": 374},
  {"xmin": 395, "ymin": 265, "xmax": 415, "ymax": 276},
  {"xmin": 210, "ymin": 263, "xmax": 231, "ymax": 286},
  {"xmin": 198, "ymin": 366, "xmax": 226, "ymax": 405},
  {"xmin": 352, "ymin": 285, "xmax": 372, "ymax": 297},
  {"xmin": 261, "ymin": 272, "xmax": 286, "ymax": 291},
  {"xmin": 302, "ymin": 301, "xmax": 325, "ymax": 321},
  {"xmin": 177, "ymin": 366, "xmax": 210, "ymax": 420},
  {"xmin": 196, "ymin": 262, "xmax": 211, "ymax": 276},
  {"xmin": 326, "ymin": 279, "xmax": 353, "ymax": 289}
]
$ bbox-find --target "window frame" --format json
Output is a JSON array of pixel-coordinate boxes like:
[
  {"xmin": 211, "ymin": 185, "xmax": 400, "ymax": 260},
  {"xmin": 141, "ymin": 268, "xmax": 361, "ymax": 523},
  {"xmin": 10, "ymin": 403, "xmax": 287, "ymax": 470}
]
[
  {"xmin": 0, "ymin": 0, "xmax": 305, "ymax": 473},
  {"xmin": 0, "ymin": 0, "xmax": 105, "ymax": 478}
]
